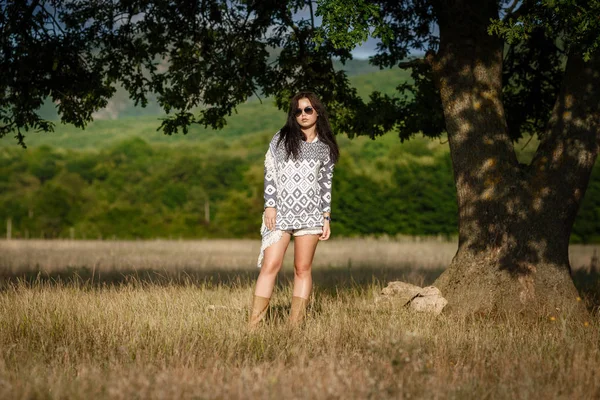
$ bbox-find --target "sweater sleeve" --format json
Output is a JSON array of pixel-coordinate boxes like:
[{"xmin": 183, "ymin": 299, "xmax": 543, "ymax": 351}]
[
  {"xmin": 263, "ymin": 137, "xmax": 278, "ymax": 209},
  {"xmin": 317, "ymin": 153, "xmax": 335, "ymax": 213}
]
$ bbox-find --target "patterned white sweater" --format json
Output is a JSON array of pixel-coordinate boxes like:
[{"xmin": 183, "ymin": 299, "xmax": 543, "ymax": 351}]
[{"xmin": 263, "ymin": 131, "xmax": 335, "ymax": 231}]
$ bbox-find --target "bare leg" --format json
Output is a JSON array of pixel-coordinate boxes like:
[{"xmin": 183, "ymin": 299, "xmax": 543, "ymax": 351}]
[
  {"xmin": 254, "ymin": 232, "xmax": 292, "ymax": 298},
  {"xmin": 292, "ymin": 234, "xmax": 320, "ymax": 299}
]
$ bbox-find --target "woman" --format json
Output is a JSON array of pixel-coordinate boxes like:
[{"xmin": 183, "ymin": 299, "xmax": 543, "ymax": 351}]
[{"xmin": 249, "ymin": 91, "xmax": 339, "ymax": 327}]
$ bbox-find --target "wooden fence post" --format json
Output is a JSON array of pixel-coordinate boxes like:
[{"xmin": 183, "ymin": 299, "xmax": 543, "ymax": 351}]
[{"xmin": 205, "ymin": 198, "xmax": 210, "ymax": 224}]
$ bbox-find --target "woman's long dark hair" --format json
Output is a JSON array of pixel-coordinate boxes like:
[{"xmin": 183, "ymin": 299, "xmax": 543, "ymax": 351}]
[{"xmin": 278, "ymin": 91, "xmax": 340, "ymax": 163}]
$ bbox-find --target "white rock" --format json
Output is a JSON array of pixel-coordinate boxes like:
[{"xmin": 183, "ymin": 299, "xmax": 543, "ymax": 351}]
[
  {"xmin": 377, "ymin": 281, "xmax": 447, "ymax": 315},
  {"xmin": 409, "ymin": 286, "xmax": 448, "ymax": 315}
]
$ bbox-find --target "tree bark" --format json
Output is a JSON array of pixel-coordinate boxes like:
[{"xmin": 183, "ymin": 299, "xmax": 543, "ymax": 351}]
[{"xmin": 429, "ymin": 0, "xmax": 600, "ymax": 317}]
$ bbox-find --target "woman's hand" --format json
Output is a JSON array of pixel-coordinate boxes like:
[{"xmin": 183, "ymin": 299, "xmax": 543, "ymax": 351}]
[
  {"xmin": 319, "ymin": 219, "xmax": 331, "ymax": 241},
  {"xmin": 265, "ymin": 207, "xmax": 277, "ymax": 231}
]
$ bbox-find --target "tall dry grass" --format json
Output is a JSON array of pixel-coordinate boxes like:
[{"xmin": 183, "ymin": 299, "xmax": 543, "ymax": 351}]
[{"xmin": 1, "ymin": 239, "xmax": 599, "ymax": 399}]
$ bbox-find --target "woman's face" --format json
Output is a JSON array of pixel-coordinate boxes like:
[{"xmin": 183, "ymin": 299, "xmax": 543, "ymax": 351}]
[{"xmin": 295, "ymin": 97, "xmax": 318, "ymax": 130}]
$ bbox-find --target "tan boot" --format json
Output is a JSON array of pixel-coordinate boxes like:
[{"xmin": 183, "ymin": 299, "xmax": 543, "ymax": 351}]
[
  {"xmin": 289, "ymin": 296, "xmax": 309, "ymax": 326},
  {"xmin": 248, "ymin": 295, "xmax": 270, "ymax": 328}
]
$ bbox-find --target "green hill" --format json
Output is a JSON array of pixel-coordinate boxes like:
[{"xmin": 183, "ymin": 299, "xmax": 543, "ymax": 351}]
[{"xmin": 4, "ymin": 65, "xmax": 411, "ymax": 150}]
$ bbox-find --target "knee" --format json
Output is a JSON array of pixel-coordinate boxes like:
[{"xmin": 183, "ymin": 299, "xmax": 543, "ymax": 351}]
[
  {"xmin": 294, "ymin": 263, "xmax": 312, "ymax": 278},
  {"xmin": 261, "ymin": 261, "xmax": 282, "ymax": 275}
]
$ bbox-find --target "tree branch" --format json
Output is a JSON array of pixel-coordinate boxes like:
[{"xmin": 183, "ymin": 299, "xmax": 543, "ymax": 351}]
[
  {"xmin": 308, "ymin": 0, "xmax": 315, "ymax": 30},
  {"xmin": 397, "ymin": 50, "xmax": 435, "ymax": 69},
  {"xmin": 503, "ymin": 0, "xmax": 533, "ymax": 22},
  {"xmin": 397, "ymin": 59, "xmax": 426, "ymax": 69},
  {"xmin": 41, "ymin": 4, "xmax": 65, "ymax": 36},
  {"xmin": 529, "ymin": 51, "xmax": 600, "ymax": 223},
  {"xmin": 281, "ymin": 8, "xmax": 302, "ymax": 38},
  {"xmin": 503, "ymin": 0, "xmax": 521, "ymax": 20}
]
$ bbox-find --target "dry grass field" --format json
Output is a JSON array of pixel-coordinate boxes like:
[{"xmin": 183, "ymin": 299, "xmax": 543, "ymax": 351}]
[{"xmin": 1, "ymin": 239, "xmax": 600, "ymax": 399}]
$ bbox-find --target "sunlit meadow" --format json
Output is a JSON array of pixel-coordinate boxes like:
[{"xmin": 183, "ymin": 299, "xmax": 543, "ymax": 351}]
[{"xmin": 1, "ymin": 239, "xmax": 599, "ymax": 399}]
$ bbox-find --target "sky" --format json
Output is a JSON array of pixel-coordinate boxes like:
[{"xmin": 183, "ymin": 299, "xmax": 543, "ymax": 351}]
[{"xmin": 350, "ymin": 37, "xmax": 380, "ymax": 59}]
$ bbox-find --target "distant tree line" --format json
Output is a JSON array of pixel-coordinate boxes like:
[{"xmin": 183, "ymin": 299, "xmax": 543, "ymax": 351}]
[{"xmin": 1, "ymin": 137, "xmax": 599, "ymax": 242}]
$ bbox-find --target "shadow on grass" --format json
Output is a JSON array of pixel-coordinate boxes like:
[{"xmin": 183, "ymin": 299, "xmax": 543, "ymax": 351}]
[
  {"xmin": 572, "ymin": 269, "xmax": 600, "ymax": 311},
  {"xmin": 2, "ymin": 266, "xmax": 598, "ymax": 309},
  {"xmin": 0, "ymin": 264, "xmax": 443, "ymax": 295}
]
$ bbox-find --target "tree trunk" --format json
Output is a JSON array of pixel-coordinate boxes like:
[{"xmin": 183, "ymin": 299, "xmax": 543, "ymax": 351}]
[{"xmin": 430, "ymin": 0, "xmax": 600, "ymax": 317}]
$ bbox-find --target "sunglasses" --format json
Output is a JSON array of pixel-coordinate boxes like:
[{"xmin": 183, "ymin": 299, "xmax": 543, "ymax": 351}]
[{"xmin": 294, "ymin": 106, "xmax": 315, "ymax": 117}]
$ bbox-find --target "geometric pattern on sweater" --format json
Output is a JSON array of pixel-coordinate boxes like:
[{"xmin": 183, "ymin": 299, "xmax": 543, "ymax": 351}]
[{"xmin": 263, "ymin": 131, "xmax": 335, "ymax": 232}]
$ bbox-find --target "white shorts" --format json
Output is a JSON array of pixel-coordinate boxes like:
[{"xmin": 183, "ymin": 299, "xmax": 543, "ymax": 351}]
[{"xmin": 256, "ymin": 215, "xmax": 323, "ymax": 268}]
